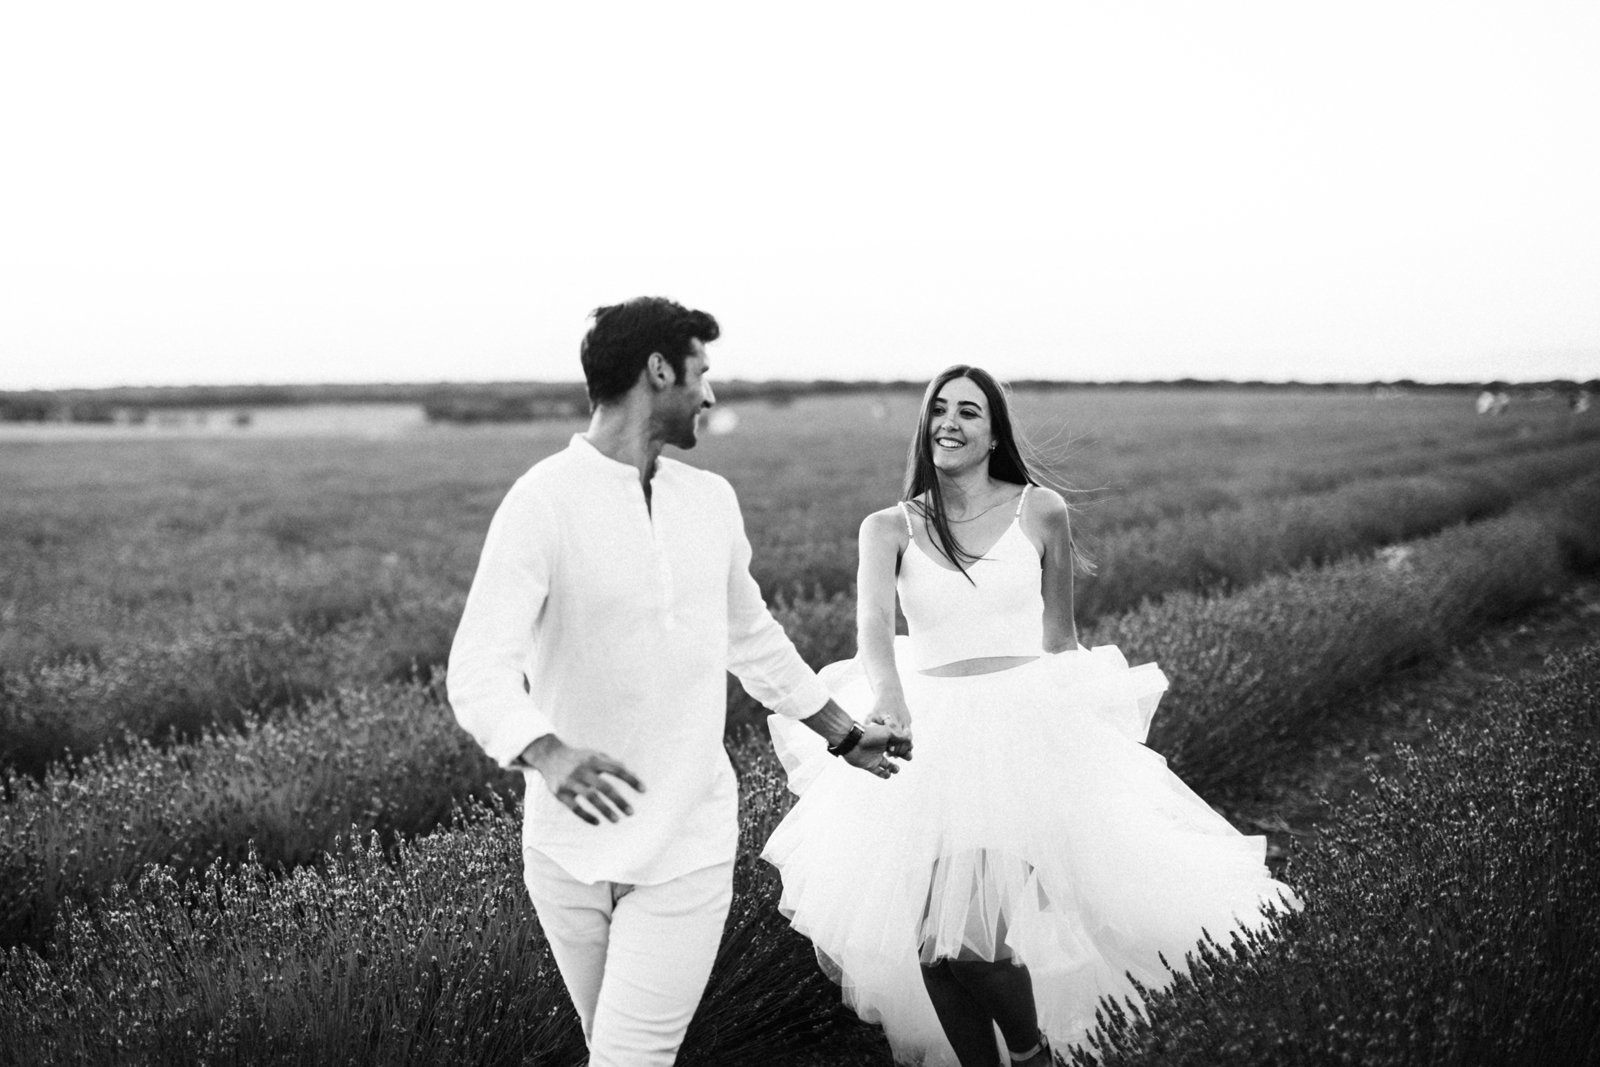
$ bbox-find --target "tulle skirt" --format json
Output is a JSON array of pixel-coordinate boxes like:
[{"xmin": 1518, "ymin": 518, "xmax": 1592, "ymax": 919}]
[{"xmin": 762, "ymin": 642, "xmax": 1300, "ymax": 1064}]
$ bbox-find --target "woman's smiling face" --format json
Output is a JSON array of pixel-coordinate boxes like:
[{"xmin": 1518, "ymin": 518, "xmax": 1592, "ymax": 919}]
[{"xmin": 927, "ymin": 375, "xmax": 993, "ymax": 474}]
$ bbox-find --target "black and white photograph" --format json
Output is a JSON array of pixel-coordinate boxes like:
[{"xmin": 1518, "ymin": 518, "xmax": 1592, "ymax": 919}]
[{"xmin": 2, "ymin": 2, "xmax": 1597, "ymax": 1064}]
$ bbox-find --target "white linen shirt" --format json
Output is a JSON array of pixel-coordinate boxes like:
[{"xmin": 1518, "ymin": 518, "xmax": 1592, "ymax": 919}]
[{"xmin": 447, "ymin": 434, "xmax": 831, "ymax": 885}]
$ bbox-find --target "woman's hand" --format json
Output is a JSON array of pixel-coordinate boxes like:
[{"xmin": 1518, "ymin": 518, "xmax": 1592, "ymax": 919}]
[{"xmin": 867, "ymin": 693, "xmax": 913, "ymax": 733}]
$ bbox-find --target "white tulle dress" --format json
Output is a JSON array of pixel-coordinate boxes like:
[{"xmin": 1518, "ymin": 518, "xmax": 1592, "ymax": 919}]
[{"xmin": 763, "ymin": 491, "xmax": 1299, "ymax": 1064}]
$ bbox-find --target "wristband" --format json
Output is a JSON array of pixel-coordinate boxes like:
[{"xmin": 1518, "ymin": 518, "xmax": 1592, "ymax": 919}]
[{"xmin": 827, "ymin": 722, "xmax": 864, "ymax": 757}]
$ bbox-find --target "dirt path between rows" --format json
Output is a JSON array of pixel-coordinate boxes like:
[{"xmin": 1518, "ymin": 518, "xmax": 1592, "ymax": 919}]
[{"xmin": 1229, "ymin": 576, "xmax": 1600, "ymax": 870}]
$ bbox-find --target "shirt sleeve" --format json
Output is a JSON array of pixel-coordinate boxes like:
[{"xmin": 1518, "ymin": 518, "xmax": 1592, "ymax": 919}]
[
  {"xmin": 446, "ymin": 480, "xmax": 560, "ymax": 766},
  {"xmin": 721, "ymin": 479, "xmax": 832, "ymax": 720}
]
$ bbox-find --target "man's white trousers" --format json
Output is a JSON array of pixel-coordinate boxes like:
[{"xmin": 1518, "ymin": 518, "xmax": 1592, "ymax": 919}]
[{"xmin": 523, "ymin": 847, "xmax": 734, "ymax": 1067}]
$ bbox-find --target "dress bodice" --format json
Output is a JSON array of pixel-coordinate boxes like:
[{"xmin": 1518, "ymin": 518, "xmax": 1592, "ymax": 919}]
[{"xmin": 896, "ymin": 488, "xmax": 1045, "ymax": 670}]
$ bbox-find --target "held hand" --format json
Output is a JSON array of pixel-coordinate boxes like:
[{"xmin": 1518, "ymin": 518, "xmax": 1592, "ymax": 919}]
[
  {"xmin": 518, "ymin": 736, "xmax": 645, "ymax": 826},
  {"xmin": 844, "ymin": 722, "xmax": 913, "ymax": 779},
  {"xmin": 866, "ymin": 694, "xmax": 913, "ymax": 733}
]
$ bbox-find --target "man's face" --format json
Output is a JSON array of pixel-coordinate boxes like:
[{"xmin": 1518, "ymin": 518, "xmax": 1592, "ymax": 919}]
[{"xmin": 657, "ymin": 339, "xmax": 715, "ymax": 449}]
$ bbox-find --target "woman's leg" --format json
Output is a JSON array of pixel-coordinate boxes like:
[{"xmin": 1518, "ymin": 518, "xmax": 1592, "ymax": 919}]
[
  {"xmin": 945, "ymin": 958, "xmax": 1046, "ymax": 1060},
  {"xmin": 920, "ymin": 851, "xmax": 1047, "ymax": 1064},
  {"xmin": 920, "ymin": 958, "xmax": 1004, "ymax": 1067}
]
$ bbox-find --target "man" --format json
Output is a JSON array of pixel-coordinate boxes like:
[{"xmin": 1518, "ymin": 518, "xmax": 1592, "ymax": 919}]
[{"xmin": 447, "ymin": 297, "xmax": 910, "ymax": 1066}]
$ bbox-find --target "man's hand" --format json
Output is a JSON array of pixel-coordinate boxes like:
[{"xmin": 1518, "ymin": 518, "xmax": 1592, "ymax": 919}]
[
  {"xmin": 801, "ymin": 699, "xmax": 913, "ymax": 779},
  {"xmin": 514, "ymin": 734, "xmax": 645, "ymax": 826},
  {"xmin": 844, "ymin": 722, "xmax": 913, "ymax": 778}
]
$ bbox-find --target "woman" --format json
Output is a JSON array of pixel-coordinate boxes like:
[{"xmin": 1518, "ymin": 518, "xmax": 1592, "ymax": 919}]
[{"xmin": 764, "ymin": 366, "xmax": 1298, "ymax": 1066}]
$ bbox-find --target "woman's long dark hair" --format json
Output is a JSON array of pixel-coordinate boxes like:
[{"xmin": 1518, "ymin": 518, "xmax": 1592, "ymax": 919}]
[{"xmin": 902, "ymin": 365, "xmax": 1039, "ymax": 582}]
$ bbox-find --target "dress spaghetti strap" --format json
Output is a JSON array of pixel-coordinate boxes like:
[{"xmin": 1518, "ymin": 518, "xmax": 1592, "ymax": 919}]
[
  {"xmin": 1014, "ymin": 484, "xmax": 1030, "ymax": 517},
  {"xmin": 898, "ymin": 501, "xmax": 915, "ymax": 537}
]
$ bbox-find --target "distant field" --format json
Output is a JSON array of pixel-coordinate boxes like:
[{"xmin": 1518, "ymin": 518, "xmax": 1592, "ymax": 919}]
[
  {"xmin": 4, "ymin": 387, "xmax": 1589, "ymax": 662},
  {"xmin": 2, "ymin": 388, "xmax": 1596, "ymax": 764},
  {"xmin": 2, "ymin": 386, "xmax": 1598, "ymax": 1063}
]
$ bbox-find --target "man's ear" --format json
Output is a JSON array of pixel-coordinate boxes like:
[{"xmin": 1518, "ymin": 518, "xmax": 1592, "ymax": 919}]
[{"xmin": 645, "ymin": 352, "xmax": 672, "ymax": 391}]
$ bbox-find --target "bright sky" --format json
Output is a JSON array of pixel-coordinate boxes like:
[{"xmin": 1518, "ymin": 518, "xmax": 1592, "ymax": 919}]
[{"xmin": 2, "ymin": 0, "xmax": 1596, "ymax": 389}]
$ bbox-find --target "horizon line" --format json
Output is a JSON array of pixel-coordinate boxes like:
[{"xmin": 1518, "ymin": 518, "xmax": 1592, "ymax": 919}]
[{"xmin": 5, "ymin": 374, "xmax": 1596, "ymax": 397}]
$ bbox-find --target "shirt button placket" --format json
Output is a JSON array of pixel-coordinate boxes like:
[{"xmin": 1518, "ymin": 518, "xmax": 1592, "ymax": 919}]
[
  {"xmin": 657, "ymin": 549, "xmax": 676, "ymax": 629},
  {"xmin": 646, "ymin": 491, "xmax": 675, "ymax": 630},
  {"xmin": 654, "ymin": 511, "xmax": 676, "ymax": 629}
]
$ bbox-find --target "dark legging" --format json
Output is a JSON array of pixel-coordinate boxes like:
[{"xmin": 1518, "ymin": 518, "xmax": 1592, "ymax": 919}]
[
  {"xmin": 920, "ymin": 956, "xmax": 1041, "ymax": 1066},
  {"xmin": 917, "ymin": 849, "xmax": 1048, "ymax": 1064}
]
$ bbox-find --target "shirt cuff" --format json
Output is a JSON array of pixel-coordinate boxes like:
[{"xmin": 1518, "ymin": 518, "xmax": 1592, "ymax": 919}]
[
  {"xmin": 483, "ymin": 712, "xmax": 559, "ymax": 769},
  {"xmin": 767, "ymin": 673, "xmax": 833, "ymax": 721}
]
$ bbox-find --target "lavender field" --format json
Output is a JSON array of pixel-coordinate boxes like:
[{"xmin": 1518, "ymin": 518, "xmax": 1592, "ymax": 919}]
[{"xmin": 3, "ymin": 387, "xmax": 1598, "ymax": 1065}]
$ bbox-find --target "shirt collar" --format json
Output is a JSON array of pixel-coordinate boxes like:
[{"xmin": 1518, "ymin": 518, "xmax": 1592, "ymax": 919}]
[{"xmin": 568, "ymin": 433, "xmax": 661, "ymax": 485}]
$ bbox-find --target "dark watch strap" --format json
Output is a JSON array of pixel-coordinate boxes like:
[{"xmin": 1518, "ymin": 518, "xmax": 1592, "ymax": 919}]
[{"xmin": 827, "ymin": 722, "xmax": 864, "ymax": 757}]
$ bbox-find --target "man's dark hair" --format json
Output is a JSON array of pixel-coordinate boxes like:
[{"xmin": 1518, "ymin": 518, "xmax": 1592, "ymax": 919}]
[{"xmin": 580, "ymin": 297, "xmax": 720, "ymax": 406}]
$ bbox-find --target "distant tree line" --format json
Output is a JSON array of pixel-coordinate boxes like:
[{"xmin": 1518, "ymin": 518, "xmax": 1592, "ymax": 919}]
[{"xmin": 3, "ymin": 377, "xmax": 1594, "ymax": 425}]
